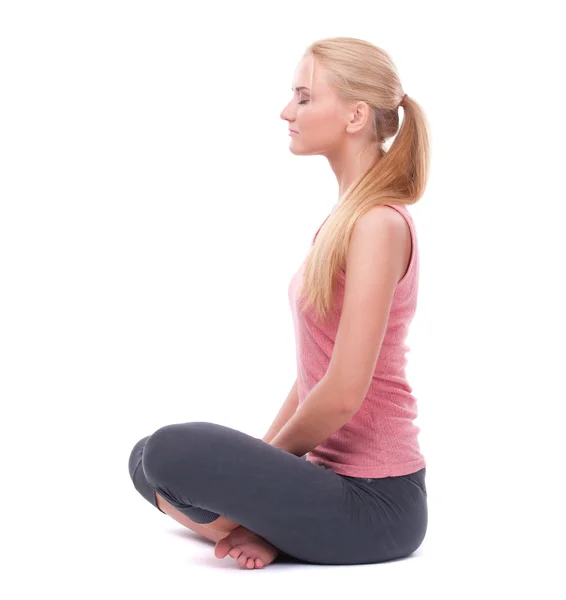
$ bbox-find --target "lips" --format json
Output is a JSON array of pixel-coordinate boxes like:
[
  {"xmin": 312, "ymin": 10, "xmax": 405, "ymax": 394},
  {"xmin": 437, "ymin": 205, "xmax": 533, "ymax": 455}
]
[{"xmin": 289, "ymin": 129, "xmax": 298, "ymax": 133}]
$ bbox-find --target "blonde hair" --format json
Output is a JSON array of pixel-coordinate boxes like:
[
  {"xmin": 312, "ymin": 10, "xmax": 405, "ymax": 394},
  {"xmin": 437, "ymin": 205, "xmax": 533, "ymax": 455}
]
[{"xmin": 296, "ymin": 37, "xmax": 431, "ymax": 323}]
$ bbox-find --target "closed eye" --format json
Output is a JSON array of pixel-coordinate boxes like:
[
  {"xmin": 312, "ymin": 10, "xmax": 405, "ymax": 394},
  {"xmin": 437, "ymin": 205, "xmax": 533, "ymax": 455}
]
[{"xmin": 299, "ymin": 100, "xmax": 309, "ymax": 105}]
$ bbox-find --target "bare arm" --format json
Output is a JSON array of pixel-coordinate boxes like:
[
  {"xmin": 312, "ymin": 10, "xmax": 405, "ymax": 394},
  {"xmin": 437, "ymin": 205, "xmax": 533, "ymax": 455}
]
[
  {"xmin": 268, "ymin": 376, "xmax": 357, "ymax": 457},
  {"xmin": 261, "ymin": 378, "xmax": 300, "ymax": 444}
]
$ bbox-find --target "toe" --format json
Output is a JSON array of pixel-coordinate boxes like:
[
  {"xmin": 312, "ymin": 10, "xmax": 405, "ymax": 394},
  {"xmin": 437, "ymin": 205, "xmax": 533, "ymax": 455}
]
[
  {"xmin": 230, "ymin": 547, "xmax": 243, "ymax": 560},
  {"xmin": 214, "ymin": 539, "xmax": 229, "ymax": 559}
]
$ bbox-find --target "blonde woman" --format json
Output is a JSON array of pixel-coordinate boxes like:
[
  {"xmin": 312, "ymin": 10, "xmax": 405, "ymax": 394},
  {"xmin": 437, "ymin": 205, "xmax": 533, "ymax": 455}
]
[{"xmin": 129, "ymin": 36, "xmax": 430, "ymax": 569}]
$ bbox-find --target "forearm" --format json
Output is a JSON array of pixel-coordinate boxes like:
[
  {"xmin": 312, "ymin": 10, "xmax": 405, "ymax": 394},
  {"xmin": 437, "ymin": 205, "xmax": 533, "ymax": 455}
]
[
  {"xmin": 268, "ymin": 377, "xmax": 357, "ymax": 457},
  {"xmin": 261, "ymin": 379, "xmax": 299, "ymax": 444}
]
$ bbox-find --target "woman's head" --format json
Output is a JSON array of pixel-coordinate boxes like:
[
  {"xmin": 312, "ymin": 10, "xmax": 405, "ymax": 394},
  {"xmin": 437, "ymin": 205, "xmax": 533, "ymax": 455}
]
[
  {"xmin": 280, "ymin": 44, "xmax": 402, "ymax": 165},
  {"xmin": 283, "ymin": 37, "xmax": 431, "ymax": 323}
]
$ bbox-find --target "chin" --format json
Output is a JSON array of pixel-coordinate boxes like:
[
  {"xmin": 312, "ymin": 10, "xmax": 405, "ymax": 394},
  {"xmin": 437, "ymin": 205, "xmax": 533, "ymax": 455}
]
[
  {"xmin": 288, "ymin": 144, "xmax": 319, "ymax": 157},
  {"xmin": 288, "ymin": 147, "xmax": 306, "ymax": 156}
]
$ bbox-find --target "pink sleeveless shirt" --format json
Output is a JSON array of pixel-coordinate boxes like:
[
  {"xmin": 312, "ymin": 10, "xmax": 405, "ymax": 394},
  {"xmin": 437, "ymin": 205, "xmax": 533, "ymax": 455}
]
[{"xmin": 288, "ymin": 204, "xmax": 426, "ymax": 478}]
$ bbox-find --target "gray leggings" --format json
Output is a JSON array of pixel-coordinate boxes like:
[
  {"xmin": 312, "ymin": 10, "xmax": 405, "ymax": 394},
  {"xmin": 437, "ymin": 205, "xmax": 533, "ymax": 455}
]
[{"xmin": 128, "ymin": 421, "xmax": 427, "ymax": 565}]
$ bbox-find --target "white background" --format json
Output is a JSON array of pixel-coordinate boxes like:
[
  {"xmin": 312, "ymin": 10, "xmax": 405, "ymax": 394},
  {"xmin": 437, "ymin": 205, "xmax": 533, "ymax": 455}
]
[{"xmin": 1, "ymin": 1, "xmax": 564, "ymax": 597}]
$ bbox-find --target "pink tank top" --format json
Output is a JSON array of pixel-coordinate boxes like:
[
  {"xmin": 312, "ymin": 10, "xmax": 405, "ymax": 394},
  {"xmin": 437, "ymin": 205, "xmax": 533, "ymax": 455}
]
[{"xmin": 288, "ymin": 204, "xmax": 426, "ymax": 477}]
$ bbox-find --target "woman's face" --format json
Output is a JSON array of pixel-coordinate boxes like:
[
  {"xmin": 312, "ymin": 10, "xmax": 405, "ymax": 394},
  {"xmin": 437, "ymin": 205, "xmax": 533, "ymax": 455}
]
[{"xmin": 280, "ymin": 56, "xmax": 350, "ymax": 157}]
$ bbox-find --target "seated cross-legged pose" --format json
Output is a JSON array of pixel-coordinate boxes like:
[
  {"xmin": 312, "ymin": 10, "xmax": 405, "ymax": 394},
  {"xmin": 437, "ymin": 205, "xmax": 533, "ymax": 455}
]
[{"xmin": 128, "ymin": 36, "xmax": 430, "ymax": 569}]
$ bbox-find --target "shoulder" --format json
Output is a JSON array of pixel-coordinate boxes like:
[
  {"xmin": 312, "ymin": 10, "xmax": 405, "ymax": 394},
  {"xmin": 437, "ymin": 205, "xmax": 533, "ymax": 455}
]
[
  {"xmin": 345, "ymin": 204, "xmax": 411, "ymax": 283},
  {"xmin": 349, "ymin": 204, "xmax": 410, "ymax": 257},
  {"xmin": 355, "ymin": 204, "xmax": 409, "ymax": 234}
]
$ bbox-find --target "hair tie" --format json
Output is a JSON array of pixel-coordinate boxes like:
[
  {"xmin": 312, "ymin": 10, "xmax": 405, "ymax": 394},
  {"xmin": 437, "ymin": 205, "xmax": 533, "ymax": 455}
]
[{"xmin": 399, "ymin": 93, "xmax": 408, "ymax": 108}]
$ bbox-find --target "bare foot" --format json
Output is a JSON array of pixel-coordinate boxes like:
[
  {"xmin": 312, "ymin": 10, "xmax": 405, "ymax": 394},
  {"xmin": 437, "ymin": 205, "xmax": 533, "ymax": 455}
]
[{"xmin": 214, "ymin": 525, "xmax": 280, "ymax": 569}]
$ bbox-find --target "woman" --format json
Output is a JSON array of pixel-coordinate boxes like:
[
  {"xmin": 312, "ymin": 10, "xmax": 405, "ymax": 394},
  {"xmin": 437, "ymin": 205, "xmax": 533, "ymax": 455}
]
[{"xmin": 129, "ymin": 36, "xmax": 431, "ymax": 569}]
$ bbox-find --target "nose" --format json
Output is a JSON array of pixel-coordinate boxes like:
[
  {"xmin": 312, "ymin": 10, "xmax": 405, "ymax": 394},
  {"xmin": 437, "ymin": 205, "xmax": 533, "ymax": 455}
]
[{"xmin": 280, "ymin": 101, "xmax": 295, "ymax": 124}]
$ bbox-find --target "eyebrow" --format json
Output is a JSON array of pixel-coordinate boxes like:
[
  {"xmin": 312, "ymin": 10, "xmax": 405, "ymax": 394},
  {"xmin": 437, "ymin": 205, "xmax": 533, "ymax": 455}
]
[{"xmin": 291, "ymin": 86, "xmax": 310, "ymax": 92}]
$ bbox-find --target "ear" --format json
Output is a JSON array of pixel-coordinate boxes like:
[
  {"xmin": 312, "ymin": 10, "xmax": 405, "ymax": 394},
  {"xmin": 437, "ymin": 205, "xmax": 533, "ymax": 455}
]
[{"xmin": 346, "ymin": 101, "xmax": 372, "ymax": 134}]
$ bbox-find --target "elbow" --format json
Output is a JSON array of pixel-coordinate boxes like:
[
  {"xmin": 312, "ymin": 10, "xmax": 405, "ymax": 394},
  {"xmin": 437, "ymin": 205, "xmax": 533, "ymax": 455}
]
[
  {"xmin": 323, "ymin": 374, "xmax": 366, "ymax": 415},
  {"xmin": 343, "ymin": 397, "xmax": 364, "ymax": 416}
]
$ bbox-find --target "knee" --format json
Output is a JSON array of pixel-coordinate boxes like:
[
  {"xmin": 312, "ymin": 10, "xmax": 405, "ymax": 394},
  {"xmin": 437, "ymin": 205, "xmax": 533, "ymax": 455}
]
[
  {"xmin": 128, "ymin": 434, "xmax": 166, "ymax": 510},
  {"xmin": 128, "ymin": 434, "xmax": 151, "ymax": 481},
  {"xmin": 140, "ymin": 422, "xmax": 214, "ymax": 483}
]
